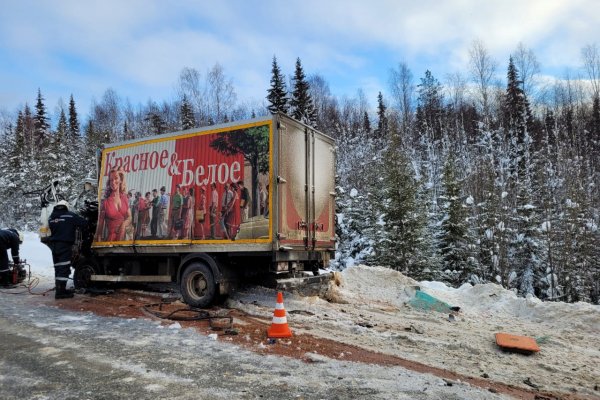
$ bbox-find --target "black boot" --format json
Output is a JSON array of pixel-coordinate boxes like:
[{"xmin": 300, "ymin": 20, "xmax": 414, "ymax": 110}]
[
  {"xmin": 55, "ymin": 280, "xmax": 74, "ymax": 299},
  {"xmin": 0, "ymin": 271, "xmax": 10, "ymax": 286}
]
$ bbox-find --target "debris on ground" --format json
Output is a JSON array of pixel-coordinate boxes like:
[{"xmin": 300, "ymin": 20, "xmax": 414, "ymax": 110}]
[
  {"xmin": 408, "ymin": 289, "xmax": 458, "ymax": 313},
  {"xmin": 495, "ymin": 332, "xmax": 541, "ymax": 354}
]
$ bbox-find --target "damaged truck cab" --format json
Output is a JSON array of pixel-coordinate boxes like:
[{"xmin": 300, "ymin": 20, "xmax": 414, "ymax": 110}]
[{"xmin": 45, "ymin": 114, "xmax": 336, "ymax": 307}]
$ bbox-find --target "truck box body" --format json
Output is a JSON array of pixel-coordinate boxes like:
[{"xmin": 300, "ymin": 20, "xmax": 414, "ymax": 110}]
[
  {"xmin": 93, "ymin": 113, "xmax": 335, "ymax": 252},
  {"xmin": 82, "ymin": 113, "xmax": 335, "ymax": 306}
]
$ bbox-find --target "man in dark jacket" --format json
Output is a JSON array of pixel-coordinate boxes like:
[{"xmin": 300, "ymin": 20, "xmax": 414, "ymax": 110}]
[
  {"xmin": 48, "ymin": 200, "xmax": 88, "ymax": 299},
  {"xmin": 0, "ymin": 228, "xmax": 22, "ymax": 285}
]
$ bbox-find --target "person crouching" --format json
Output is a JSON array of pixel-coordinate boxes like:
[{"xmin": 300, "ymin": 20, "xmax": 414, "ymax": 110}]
[{"xmin": 48, "ymin": 200, "xmax": 87, "ymax": 299}]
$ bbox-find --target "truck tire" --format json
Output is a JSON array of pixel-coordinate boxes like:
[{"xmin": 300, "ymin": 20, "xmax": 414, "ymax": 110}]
[
  {"xmin": 73, "ymin": 258, "xmax": 99, "ymax": 289},
  {"xmin": 180, "ymin": 262, "xmax": 216, "ymax": 308}
]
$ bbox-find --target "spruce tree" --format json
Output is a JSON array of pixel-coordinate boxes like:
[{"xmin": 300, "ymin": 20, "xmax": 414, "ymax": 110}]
[
  {"xmin": 290, "ymin": 58, "xmax": 316, "ymax": 126},
  {"xmin": 68, "ymin": 94, "xmax": 80, "ymax": 139},
  {"xmin": 266, "ymin": 56, "xmax": 289, "ymax": 114},
  {"xmin": 11, "ymin": 111, "xmax": 26, "ymax": 170},
  {"xmin": 48, "ymin": 109, "xmax": 71, "ymax": 185},
  {"xmin": 373, "ymin": 130, "xmax": 428, "ymax": 277},
  {"xmin": 23, "ymin": 104, "xmax": 34, "ymax": 155},
  {"xmin": 0, "ymin": 121, "xmax": 26, "ymax": 228},
  {"xmin": 84, "ymin": 119, "xmax": 103, "ymax": 162},
  {"xmin": 34, "ymin": 88, "xmax": 50, "ymax": 149},
  {"xmin": 590, "ymin": 95, "xmax": 600, "ymax": 147},
  {"xmin": 374, "ymin": 92, "xmax": 388, "ymax": 140},
  {"xmin": 57, "ymin": 108, "xmax": 68, "ymax": 140},
  {"xmin": 122, "ymin": 120, "xmax": 130, "ymax": 140},
  {"xmin": 180, "ymin": 95, "xmax": 196, "ymax": 130},
  {"xmin": 439, "ymin": 155, "xmax": 471, "ymax": 283},
  {"xmin": 538, "ymin": 111, "xmax": 563, "ymax": 300},
  {"xmin": 416, "ymin": 70, "xmax": 444, "ymax": 142},
  {"xmin": 362, "ymin": 111, "xmax": 371, "ymax": 134},
  {"xmin": 147, "ymin": 112, "xmax": 166, "ymax": 135},
  {"xmin": 501, "ymin": 57, "xmax": 540, "ymax": 295},
  {"xmin": 503, "ymin": 56, "xmax": 532, "ymax": 178}
]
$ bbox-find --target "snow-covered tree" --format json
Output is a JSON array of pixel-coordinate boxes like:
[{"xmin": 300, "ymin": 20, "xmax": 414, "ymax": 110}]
[
  {"xmin": 68, "ymin": 94, "xmax": 80, "ymax": 139},
  {"xmin": 180, "ymin": 95, "xmax": 196, "ymax": 130},
  {"xmin": 266, "ymin": 56, "xmax": 289, "ymax": 115},
  {"xmin": 374, "ymin": 92, "xmax": 388, "ymax": 140},
  {"xmin": 34, "ymin": 89, "xmax": 50, "ymax": 149},
  {"xmin": 372, "ymin": 130, "xmax": 428, "ymax": 277},
  {"xmin": 290, "ymin": 58, "xmax": 316, "ymax": 126},
  {"xmin": 416, "ymin": 70, "xmax": 444, "ymax": 142},
  {"xmin": 439, "ymin": 155, "xmax": 471, "ymax": 283}
]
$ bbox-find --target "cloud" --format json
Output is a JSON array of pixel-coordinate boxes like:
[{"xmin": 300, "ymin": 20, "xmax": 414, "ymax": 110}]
[{"xmin": 1, "ymin": 0, "xmax": 599, "ymax": 120}]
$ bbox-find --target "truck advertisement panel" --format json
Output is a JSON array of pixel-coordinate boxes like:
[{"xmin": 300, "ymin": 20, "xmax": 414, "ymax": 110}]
[{"xmin": 93, "ymin": 121, "xmax": 272, "ymax": 246}]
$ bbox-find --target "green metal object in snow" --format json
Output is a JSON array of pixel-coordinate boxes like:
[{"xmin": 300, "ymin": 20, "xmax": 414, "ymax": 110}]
[{"xmin": 409, "ymin": 290, "xmax": 452, "ymax": 313}]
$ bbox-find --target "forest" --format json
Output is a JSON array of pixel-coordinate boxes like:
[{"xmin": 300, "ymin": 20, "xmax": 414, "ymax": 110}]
[{"xmin": 0, "ymin": 40, "xmax": 598, "ymax": 304}]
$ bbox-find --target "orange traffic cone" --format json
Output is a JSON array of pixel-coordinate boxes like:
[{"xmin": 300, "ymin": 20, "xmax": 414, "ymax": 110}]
[{"xmin": 267, "ymin": 291, "xmax": 292, "ymax": 338}]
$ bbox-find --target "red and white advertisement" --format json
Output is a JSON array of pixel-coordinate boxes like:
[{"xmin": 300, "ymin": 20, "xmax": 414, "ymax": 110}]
[{"xmin": 94, "ymin": 122, "xmax": 271, "ymax": 245}]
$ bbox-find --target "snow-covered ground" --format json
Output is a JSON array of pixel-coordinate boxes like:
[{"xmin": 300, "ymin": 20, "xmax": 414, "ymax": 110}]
[
  {"xmin": 2, "ymin": 232, "xmax": 509, "ymax": 399},
  {"xmin": 230, "ymin": 267, "xmax": 600, "ymax": 397},
  {"xmin": 15, "ymin": 231, "xmax": 600, "ymax": 397},
  {"xmin": 21, "ymin": 232, "xmax": 54, "ymax": 276}
]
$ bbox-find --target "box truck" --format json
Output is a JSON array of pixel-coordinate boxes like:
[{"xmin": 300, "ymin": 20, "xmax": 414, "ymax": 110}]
[{"xmin": 43, "ymin": 113, "xmax": 336, "ymax": 307}]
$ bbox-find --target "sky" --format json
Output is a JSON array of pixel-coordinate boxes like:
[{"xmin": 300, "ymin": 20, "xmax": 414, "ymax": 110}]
[{"xmin": 1, "ymin": 0, "xmax": 598, "ymax": 125}]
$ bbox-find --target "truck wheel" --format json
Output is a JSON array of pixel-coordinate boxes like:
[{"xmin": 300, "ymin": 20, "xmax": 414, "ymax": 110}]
[
  {"xmin": 73, "ymin": 258, "xmax": 99, "ymax": 289},
  {"xmin": 180, "ymin": 262, "xmax": 216, "ymax": 308}
]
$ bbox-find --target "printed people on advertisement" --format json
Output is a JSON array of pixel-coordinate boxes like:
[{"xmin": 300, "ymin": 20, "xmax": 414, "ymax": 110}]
[
  {"xmin": 238, "ymin": 180, "xmax": 250, "ymax": 222},
  {"xmin": 96, "ymin": 167, "xmax": 132, "ymax": 241},
  {"xmin": 264, "ymin": 184, "xmax": 270, "ymax": 217},
  {"xmin": 258, "ymin": 182, "xmax": 267, "ymax": 216},
  {"xmin": 196, "ymin": 186, "xmax": 207, "ymax": 240},
  {"xmin": 150, "ymin": 189, "xmax": 160, "ymax": 237},
  {"xmin": 169, "ymin": 184, "xmax": 183, "ymax": 239},
  {"xmin": 129, "ymin": 191, "xmax": 136, "ymax": 220},
  {"xmin": 159, "ymin": 186, "xmax": 169, "ymax": 238},
  {"xmin": 143, "ymin": 192, "xmax": 153, "ymax": 237},
  {"xmin": 181, "ymin": 187, "xmax": 195, "ymax": 239},
  {"xmin": 136, "ymin": 191, "xmax": 149, "ymax": 238},
  {"xmin": 209, "ymin": 183, "xmax": 218, "ymax": 239},
  {"xmin": 130, "ymin": 191, "xmax": 140, "ymax": 237},
  {"xmin": 219, "ymin": 183, "xmax": 234, "ymax": 240},
  {"xmin": 228, "ymin": 182, "xmax": 240, "ymax": 239}
]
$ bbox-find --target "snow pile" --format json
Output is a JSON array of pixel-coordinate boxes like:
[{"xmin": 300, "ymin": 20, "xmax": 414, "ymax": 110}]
[
  {"xmin": 334, "ymin": 265, "xmax": 600, "ymax": 336},
  {"xmin": 420, "ymin": 278, "xmax": 600, "ymax": 334},
  {"xmin": 21, "ymin": 231, "xmax": 54, "ymax": 278},
  {"xmin": 332, "ymin": 265, "xmax": 418, "ymax": 307}
]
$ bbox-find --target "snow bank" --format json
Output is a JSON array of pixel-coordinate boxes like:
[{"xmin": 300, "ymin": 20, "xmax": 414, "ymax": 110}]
[
  {"xmin": 422, "ymin": 275, "xmax": 600, "ymax": 335},
  {"xmin": 21, "ymin": 231, "xmax": 54, "ymax": 278}
]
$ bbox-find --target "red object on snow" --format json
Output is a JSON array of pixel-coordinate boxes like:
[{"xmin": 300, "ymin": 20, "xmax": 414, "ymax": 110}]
[{"xmin": 495, "ymin": 332, "xmax": 540, "ymax": 354}]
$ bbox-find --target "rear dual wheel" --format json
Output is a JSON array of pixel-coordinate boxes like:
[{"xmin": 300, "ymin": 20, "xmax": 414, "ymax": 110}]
[{"xmin": 180, "ymin": 262, "xmax": 216, "ymax": 308}]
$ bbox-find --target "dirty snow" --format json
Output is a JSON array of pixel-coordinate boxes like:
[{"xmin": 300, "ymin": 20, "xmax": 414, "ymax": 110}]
[
  {"xmin": 16, "ymin": 232, "xmax": 600, "ymax": 397},
  {"xmin": 229, "ymin": 265, "xmax": 600, "ymax": 396}
]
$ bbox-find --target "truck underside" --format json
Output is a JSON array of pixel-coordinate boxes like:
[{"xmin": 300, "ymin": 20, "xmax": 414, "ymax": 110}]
[{"xmin": 74, "ymin": 249, "xmax": 330, "ymax": 308}]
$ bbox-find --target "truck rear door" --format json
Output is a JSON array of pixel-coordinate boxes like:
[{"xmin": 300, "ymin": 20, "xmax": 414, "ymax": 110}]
[{"xmin": 276, "ymin": 117, "xmax": 335, "ymax": 251}]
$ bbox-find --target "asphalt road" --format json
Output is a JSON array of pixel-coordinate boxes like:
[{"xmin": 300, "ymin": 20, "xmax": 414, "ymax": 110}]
[{"xmin": 0, "ymin": 289, "xmax": 507, "ymax": 400}]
